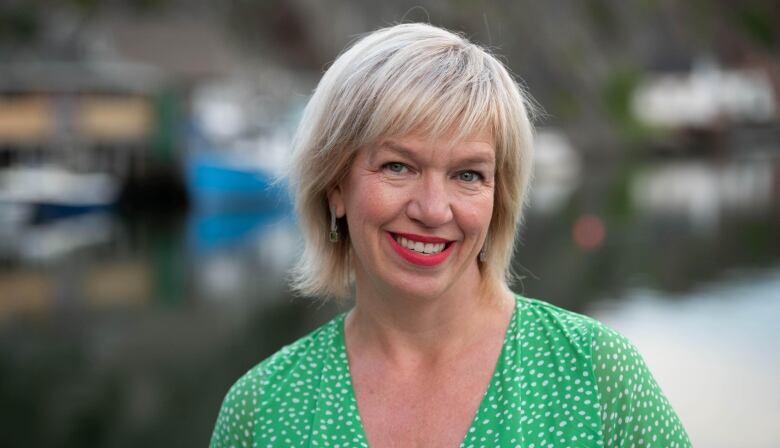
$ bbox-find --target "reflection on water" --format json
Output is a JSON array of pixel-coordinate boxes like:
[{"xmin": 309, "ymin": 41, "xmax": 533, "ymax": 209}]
[
  {"xmin": 516, "ymin": 152, "xmax": 780, "ymax": 312},
  {"xmin": 0, "ymin": 207, "xmax": 317, "ymax": 447},
  {"xmin": 631, "ymin": 157, "xmax": 776, "ymax": 235},
  {"xmin": 4, "ymin": 212, "xmax": 116, "ymax": 261},
  {"xmin": 189, "ymin": 211, "xmax": 301, "ymax": 304},
  {"xmin": 0, "ymin": 147, "xmax": 779, "ymax": 446},
  {"xmin": 589, "ymin": 269, "xmax": 780, "ymax": 448}
]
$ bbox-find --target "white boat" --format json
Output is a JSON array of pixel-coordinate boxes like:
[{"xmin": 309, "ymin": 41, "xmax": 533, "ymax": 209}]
[{"xmin": 0, "ymin": 165, "xmax": 120, "ymax": 221}]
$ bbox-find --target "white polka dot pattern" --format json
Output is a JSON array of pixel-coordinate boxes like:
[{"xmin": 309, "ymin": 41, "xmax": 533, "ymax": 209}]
[{"xmin": 210, "ymin": 295, "xmax": 691, "ymax": 447}]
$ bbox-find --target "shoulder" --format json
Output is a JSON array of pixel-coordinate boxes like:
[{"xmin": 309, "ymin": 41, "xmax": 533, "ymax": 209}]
[
  {"xmin": 515, "ymin": 295, "xmax": 605, "ymax": 351},
  {"xmin": 514, "ymin": 296, "xmax": 691, "ymax": 446},
  {"xmin": 210, "ymin": 314, "xmax": 344, "ymax": 447},
  {"xmin": 515, "ymin": 294, "xmax": 640, "ymax": 363},
  {"xmin": 230, "ymin": 314, "xmax": 342, "ymax": 401}
]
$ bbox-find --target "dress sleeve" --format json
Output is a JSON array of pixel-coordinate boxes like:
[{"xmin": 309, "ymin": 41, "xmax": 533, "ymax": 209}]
[
  {"xmin": 592, "ymin": 323, "xmax": 691, "ymax": 448},
  {"xmin": 209, "ymin": 372, "xmax": 259, "ymax": 448}
]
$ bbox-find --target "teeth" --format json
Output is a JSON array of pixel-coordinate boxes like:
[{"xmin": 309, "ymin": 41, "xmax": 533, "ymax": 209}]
[{"xmin": 395, "ymin": 235, "xmax": 446, "ymax": 254}]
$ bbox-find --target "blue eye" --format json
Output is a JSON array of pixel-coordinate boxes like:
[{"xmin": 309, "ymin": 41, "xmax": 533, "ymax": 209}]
[
  {"xmin": 458, "ymin": 171, "xmax": 483, "ymax": 182},
  {"xmin": 384, "ymin": 162, "xmax": 408, "ymax": 173}
]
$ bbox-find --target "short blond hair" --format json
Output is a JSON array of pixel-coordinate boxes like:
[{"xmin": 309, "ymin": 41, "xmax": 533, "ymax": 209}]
[{"xmin": 289, "ymin": 23, "xmax": 535, "ymax": 300}]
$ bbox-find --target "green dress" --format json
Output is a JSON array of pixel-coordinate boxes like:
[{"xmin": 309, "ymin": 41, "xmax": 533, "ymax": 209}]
[{"xmin": 210, "ymin": 295, "xmax": 691, "ymax": 447}]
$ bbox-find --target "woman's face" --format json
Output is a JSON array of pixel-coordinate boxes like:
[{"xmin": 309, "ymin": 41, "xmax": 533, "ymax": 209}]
[{"xmin": 329, "ymin": 133, "xmax": 496, "ymax": 300}]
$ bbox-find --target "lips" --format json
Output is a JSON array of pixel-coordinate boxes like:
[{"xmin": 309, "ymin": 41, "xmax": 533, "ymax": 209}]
[{"xmin": 386, "ymin": 232, "xmax": 455, "ymax": 267}]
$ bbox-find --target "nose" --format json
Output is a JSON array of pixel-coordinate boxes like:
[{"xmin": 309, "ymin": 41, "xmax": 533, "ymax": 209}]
[{"xmin": 406, "ymin": 175, "xmax": 453, "ymax": 227}]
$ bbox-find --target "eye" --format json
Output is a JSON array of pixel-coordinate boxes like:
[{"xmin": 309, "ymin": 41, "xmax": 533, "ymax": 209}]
[
  {"xmin": 457, "ymin": 170, "xmax": 483, "ymax": 183},
  {"xmin": 383, "ymin": 162, "xmax": 408, "ymax": 174}
]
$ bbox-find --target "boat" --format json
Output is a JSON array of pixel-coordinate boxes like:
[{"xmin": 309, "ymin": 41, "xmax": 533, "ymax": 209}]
[
  {"xmin": 185, "ymin": 148, "xmax": 290, "ymax": 213},
  {"xmin": 0, "ymin": 165, "xmax": 120, "ymax": 222}
]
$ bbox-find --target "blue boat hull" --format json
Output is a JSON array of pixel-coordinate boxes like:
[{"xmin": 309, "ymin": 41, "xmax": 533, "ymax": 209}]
[{"xmin": 185, "ymin": 152, "xmax": 290, "ymax": 212}]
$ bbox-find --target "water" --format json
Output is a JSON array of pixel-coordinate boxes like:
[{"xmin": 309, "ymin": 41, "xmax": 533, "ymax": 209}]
[
  {"xmin": 590, "ymin": 270, "xmax": 780, "ymax": 448},
  {"xmin": 1, "ymin": 152, "xmax": 778, "ymax": 447}
]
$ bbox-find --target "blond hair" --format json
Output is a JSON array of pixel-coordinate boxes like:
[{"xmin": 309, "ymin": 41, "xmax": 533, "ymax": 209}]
[{"xmin": 289, "ymin": 23, "xmax": 535, "ymax": 300}]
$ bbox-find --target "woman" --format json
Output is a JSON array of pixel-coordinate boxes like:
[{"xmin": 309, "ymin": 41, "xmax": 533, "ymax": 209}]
[{"xmin": 211, "ymin": 23, "xmax": 691, "ymax": 447}]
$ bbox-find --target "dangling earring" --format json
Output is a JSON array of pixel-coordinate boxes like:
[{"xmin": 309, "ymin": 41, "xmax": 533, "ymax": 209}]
[
  {"xmin": 329, "ymin": 211, "xmax": 339, "ymax": 243},
  {"xmin": 479, "ymin": 247, "xmax": 487, "ymax": 263}
]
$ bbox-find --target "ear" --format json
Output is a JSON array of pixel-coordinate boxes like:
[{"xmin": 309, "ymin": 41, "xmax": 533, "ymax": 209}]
[{"xmin": 327, "ymin": 185, "xmax": 346, "ymax": 218}]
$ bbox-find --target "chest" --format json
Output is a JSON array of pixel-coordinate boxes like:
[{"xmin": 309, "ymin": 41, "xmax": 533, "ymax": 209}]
[{"xmin": 349, "ymin": 346, "xmax": 502, "ymax": 448}]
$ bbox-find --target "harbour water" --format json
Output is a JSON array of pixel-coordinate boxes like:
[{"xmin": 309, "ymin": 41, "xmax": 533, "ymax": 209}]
[{"xmin": 590, "ymin": 269, "xmax": 780, "ymax": 448}]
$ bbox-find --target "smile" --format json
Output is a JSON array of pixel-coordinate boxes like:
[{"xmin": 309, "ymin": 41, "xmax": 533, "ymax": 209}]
[
  {"xmin": 395, "ymin": 235, "xmax": 446, "ymax": 254},
  {"xmin": 386, "ymin": 232, "xmax": 455, "ymax": 267}
]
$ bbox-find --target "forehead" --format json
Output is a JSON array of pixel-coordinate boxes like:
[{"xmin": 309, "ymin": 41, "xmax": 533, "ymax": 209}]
[{"xmin": 369, "ymin": 132, "xmax": 496, "ymax": 162}]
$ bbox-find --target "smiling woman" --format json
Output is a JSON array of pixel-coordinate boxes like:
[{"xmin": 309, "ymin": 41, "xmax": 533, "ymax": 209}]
[
  {"xmin": 286, "ymin": 23, "xmax": 533, "ymax": 304},
  {"xmin": 210, "ymin": 23, "xmax": 691, "ymax": 447},
  {"xmin": 328, "ymin": 133, "xmax": 497, "ymax": 301}
]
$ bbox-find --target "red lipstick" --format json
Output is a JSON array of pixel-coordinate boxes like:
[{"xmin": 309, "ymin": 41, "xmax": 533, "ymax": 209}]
[{"xmin": 386, "ymin": 232, "xmax": 454, "ymax": 267}]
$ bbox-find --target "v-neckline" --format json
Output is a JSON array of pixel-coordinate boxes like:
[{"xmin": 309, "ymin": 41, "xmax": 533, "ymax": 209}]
[{"xmin": 334, "ymin": 297, "xmax": 519, "ymax": 447}]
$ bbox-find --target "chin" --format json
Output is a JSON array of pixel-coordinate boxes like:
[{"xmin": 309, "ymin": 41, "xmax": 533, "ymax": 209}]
[
  {"xmin": 356, "ymin": 241, "xmax": 480, "ymax": 300},
  {"xmin": 383, "ymin": 269, "xmax": 468, "ymax": 301}
]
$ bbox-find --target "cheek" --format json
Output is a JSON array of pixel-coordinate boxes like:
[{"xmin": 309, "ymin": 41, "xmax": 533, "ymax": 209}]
[
  {"xmin": 346, "ymin": 179, "xmax": 407, "ymax": 226},
  {"xmin": 458, "ymin": 191, "xmax": 494, "ymax": 232}
]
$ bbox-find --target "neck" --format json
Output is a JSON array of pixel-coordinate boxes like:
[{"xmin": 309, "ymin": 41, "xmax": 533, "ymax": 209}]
[{"xmin": 345, "ymin": 267, "xmax": 514, "ymax": 365}]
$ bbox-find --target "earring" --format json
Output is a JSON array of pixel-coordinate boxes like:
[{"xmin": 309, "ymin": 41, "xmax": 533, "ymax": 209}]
[
  {"xmin": 329, "ymin": 211, "xmax": 339, "ymax": 243},
  {"xmin": 479, "ymin": 247, "xmax": 487, "ymax": 262}
]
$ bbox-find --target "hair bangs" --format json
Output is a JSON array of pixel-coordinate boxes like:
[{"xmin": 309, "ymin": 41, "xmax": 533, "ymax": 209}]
[{"xmin": 357, "ymin": 45, "xmax": 500, "ymax": 151}]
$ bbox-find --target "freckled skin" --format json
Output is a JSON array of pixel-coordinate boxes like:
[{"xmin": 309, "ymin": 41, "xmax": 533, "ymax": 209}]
[{"xmin": 328, "ymin": 133, "xmax": 496, "ymax": 303}]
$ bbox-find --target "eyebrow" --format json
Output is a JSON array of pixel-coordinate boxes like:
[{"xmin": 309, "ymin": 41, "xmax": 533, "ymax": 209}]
[
  {"xmin": 376, "ymin": 142, "xmax": 417, "ymax": 161},
  {"xmin": 374, "ymin": 141, "xmax": 496, "ymax": 166}
]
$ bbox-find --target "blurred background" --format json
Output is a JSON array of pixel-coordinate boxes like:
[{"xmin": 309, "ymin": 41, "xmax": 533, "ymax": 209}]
[{"xmin": 0, "ymin": 1, "xmax": 778, "ymax": 447}]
